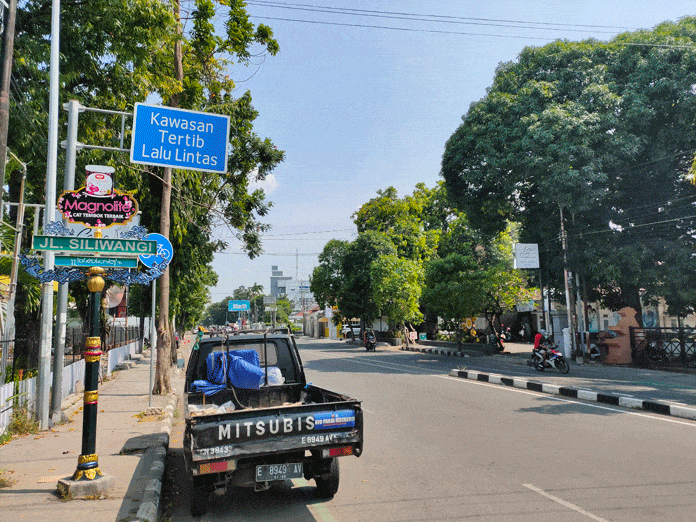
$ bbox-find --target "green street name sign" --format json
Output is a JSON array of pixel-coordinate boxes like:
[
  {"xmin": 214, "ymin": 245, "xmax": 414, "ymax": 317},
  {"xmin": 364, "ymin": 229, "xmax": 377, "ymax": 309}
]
[
  {"xmin": 55, "ymin": 256, "xmax": 138, "ymax": 268},
  {"xmin": 32, "ymin": 235, "xmax": 157, "ymax": 256}
]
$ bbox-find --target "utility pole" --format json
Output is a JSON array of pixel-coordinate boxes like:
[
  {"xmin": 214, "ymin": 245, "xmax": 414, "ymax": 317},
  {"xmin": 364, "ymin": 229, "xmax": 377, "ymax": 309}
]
[
  {"xmin": 0, "ymin": 0, "xmax": 18, "ymax": 224},
  {"xmin": 37, "ymin": 0, "xmax": 61, "ymax": 429},
  {"xmin": 559, "ymin": 207, "xmax": 577, "ymax": 361},
  {"xmin": 51, "ymin": 100, "xmax": 79, "ymax": 423},
  {"xmin": 1, "ymin": 150, "xmax": 26, "ymax": 382}
]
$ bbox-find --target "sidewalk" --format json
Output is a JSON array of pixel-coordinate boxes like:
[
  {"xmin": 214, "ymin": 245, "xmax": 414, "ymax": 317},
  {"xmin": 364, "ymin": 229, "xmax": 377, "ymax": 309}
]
[{"xmin": 0, "ymin": 343, "xmax": 187, "ymax": 522}]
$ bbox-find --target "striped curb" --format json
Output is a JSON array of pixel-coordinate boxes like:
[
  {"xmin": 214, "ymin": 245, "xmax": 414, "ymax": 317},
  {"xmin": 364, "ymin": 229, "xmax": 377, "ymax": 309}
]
[
  {"xmin": 449, "ymin": 369, "xmax": 696, "ymax": 422},
  {"xmin": 135, "ymin": 390, "xmax": 178, "ymax": 522},
  {"xmin": 401, "ymin": 346, "xmax": 467, "ymax": 357}
]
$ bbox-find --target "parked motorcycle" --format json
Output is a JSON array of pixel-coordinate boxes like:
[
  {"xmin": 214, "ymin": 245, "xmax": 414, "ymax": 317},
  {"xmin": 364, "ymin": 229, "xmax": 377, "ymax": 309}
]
[
  {"xmin": 364, "ymin": 332, "xmax": 376, "ymax": 352},
  {"xmin": 531, "ymin": 344, "xmax": 569, "ymax": 374}
]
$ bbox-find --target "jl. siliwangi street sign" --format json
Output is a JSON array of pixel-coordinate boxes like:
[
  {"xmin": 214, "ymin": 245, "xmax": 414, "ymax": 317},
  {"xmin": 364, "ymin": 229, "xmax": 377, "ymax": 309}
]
[
  {"xmin": 32, "ymin": 235, "xmax": 157, "ymax": 256},
  {"xmin": 130, "ymin": 103, "xmax": 230, "ymax": 174}
]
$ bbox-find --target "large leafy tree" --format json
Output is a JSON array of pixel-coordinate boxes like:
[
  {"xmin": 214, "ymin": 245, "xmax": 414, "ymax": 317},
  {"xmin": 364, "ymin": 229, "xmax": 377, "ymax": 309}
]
[
  {"xmin": 9, "ymin": 0, "xmax": 283, "ymax": 391},
  {"xmin": 353, "ymin": 186, "xmax": 439, "ymax": 263},
  {"xmin": 421, "ymin": 253, "xmax": 486, "ymax": 343},
  {"xmin": 442, "ymin": 19, "xmax": 696, "ymax": 318},
  {"xmin": 371, "ymin": 254, "xmax": 423, "ymax": 331},
  {"xmin": 310, "ymin": 239, "xmax": 349, "ymax": 311},
  {"xmin": 338, "ymin": 231, "xmax": 396, "ymax": 326}
]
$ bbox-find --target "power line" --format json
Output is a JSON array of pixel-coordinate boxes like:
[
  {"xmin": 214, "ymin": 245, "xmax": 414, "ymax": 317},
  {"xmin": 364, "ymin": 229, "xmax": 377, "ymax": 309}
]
[
  {"xmin": 247, "ymin": 1, "xmax": 639, "ymax": 32},
  {"xmin": 250, "ymin": 15, "xmax": 577, "ymax": 42},
  {"xmin": 248, "ymin": 5, "xmax": 696, "ymax": 49}
]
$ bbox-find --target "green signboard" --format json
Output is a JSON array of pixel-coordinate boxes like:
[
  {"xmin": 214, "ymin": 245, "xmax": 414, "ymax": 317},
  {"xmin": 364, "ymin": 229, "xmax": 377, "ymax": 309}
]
[
  {"xmin": 55, "ymin": 256, "xmax": 138, "ymax": 268},
  {"xmin": 32, "ymin": 235, "xmax": 157, "ymax": 255}
]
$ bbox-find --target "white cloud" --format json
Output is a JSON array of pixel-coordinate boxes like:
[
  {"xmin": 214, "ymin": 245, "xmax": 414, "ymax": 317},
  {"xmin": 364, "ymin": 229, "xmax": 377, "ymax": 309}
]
[{"xmin": 248, "ymin": 170, "xmax": 279, "ymax": 195}]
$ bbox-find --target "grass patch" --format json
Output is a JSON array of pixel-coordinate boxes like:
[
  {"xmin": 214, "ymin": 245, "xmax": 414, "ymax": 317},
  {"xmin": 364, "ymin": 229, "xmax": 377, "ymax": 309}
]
[
  {"xmin": 0, "ymin": 405, "xmax": 40, "ymax": 447},
  {"xmin": 7, "ymin": 405, "xmax": 40, "ymax": 437},
  {"xmin": 0, "ymin": 469, "xmax": 16, "ymax": 488}
]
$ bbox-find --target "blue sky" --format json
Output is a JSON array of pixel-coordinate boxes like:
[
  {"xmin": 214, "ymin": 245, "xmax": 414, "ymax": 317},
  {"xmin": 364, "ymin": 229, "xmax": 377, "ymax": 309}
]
[{"xmin": 208, "ymin": 1, "xmax": 695, "ymax": 302}]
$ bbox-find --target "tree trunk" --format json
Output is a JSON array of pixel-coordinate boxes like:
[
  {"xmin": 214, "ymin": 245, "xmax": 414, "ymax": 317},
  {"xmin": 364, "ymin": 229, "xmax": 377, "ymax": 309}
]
[
  {"xmin": 152, "ymin": 0, "xmax": 183, "ymax": 395},
  {"xmin": 153, "ymin": 186, "xmax": 172, "ymax": 394}
]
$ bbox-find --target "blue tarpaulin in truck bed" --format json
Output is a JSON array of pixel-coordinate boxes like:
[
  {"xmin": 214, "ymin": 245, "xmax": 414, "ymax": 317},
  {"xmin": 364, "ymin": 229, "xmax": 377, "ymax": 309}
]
[{"xmin": 191, "ymin": 350, "xmax": 265, "ymax": 396}]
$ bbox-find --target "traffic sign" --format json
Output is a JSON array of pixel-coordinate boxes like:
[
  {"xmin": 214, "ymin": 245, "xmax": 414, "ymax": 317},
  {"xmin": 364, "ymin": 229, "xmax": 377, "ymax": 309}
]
[
  {"xmin": 55, "ymin": 256, "xmax": 138, "ymax": 268},
  {"xmin": 32, "ymin": 235, "xmax": 157, "ymax": 255},
  {"xmin": 130, "ymin": 103, "xmax": 230, "ymax": 174},
  {"xmin": 138, "ymin": 233, "xmax": 174, "ymax": 268},
  {"xmin": 228, "ymin": 300, "xmax": 250, "ymax": 312}
]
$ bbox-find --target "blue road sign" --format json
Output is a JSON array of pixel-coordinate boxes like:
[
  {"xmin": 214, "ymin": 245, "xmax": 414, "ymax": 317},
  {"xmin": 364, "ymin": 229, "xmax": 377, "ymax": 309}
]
[
  {"xmin": 130, "ymin": 103, "xmax": 230, "ymax": 174},
  {"xmin": 229, "ymin": 300, "xmax": 251, "ymax": 312},
  {"xmin": 139, "ymin": 233, "xmax": 174, "ymax": 268}
]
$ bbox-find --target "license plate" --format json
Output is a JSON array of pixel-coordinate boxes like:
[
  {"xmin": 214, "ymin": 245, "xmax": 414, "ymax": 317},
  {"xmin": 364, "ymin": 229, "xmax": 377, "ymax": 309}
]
[{"xmin": 256, "ymin": 463, "xmax": 303, "ymax": 482}]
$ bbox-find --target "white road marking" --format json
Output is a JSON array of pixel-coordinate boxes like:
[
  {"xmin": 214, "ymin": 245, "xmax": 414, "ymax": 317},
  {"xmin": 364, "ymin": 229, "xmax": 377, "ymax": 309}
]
[
  {"xmin": 449, "ymin": 375, "xmax": 696, "ymax": 428},
  {"xmin": 306, "ymin": 349, "xmax": 696, "ymax": 428},
  {"xmin": 523, "ymin": 483, "xmax": 610, "ymax": 522}
]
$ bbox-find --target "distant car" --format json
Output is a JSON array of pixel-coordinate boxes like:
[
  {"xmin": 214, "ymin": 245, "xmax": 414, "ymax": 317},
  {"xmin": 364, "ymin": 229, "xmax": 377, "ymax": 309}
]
[{"xmin": 341, "ymin": 325, "xmax": 361, "ymax": 338}]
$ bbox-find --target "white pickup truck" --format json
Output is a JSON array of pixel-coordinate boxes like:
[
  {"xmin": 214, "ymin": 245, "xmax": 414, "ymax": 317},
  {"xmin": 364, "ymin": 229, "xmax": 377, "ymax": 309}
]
[{"xmin": 340, "ymin": 325, "xmax": 361, "ymax": 338}]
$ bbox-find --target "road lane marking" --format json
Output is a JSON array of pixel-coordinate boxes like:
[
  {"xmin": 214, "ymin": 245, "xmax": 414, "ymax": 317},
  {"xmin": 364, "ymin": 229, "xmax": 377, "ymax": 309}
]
[
  {"xmin": 523, "ymin": 483, "xmax": 609, "ymax": 522},
  {"xmin": 448, "ymin": 375, "xmax": 696, "ymax": 428},
  {"xmin": 305, "ymin": 350, "xmax": 696, "ymax": 428}
]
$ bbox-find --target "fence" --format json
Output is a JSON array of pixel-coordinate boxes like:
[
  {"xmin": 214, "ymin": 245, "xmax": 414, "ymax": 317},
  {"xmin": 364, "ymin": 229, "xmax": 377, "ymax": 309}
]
[
  {"xmin": 630, "ymin": 327, "xmax": 696, "ymax": 368},
  {"xmin": 66, "ymin": 324, "xmax": 141, "ymax": 356},
  {"xmin": 105, "ymin": 341, "xmax": 139, "ymax": 377},
  {"xmin": 0, "ymin": 325, "xmax": 142, "ymax": 434},
  {"xmin": 0, "ymin": 358, "xmax": 85, "ymax": 435}
]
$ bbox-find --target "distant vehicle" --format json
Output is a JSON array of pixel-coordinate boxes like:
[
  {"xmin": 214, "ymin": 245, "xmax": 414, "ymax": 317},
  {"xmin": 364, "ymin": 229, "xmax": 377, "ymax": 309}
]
[{"xmin": 341, "ymin": 325, "xmax": 360, "ymax": 338}]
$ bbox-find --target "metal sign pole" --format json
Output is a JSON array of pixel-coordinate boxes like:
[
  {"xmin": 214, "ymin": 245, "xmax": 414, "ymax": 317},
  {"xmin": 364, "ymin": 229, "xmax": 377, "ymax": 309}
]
[
  {"xmin": 51, "ymin": 100, "xmax": 79, "ymax": 423},
  {"xmin": 149, "ymin": 279, "xmax": 156, "ymax": 408}
]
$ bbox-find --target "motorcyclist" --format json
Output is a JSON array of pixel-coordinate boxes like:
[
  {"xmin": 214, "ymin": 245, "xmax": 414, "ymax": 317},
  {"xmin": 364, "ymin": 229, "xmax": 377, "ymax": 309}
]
[
  {"xmin": 533, "ymin": 330, "xmax": 552, "ymax": 360},
  {"xmin": 364, "ymin": 329, "xmax": 376, "ymax": 346}
]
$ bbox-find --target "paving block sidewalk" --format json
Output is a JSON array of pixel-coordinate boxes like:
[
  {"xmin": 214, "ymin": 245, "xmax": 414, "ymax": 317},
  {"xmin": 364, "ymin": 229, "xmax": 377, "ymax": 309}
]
[{"xmin": 0, "ymin": 348, "xmax": 185, "ymax": 522}]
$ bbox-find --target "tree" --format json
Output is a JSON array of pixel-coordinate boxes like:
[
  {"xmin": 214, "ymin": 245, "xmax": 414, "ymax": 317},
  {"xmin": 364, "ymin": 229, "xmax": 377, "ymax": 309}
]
[
  {"xmin": 310, "ymin": 239, "xmax": 349, "ymax": 311},
  {"xmin": 353, "ymin": 186, "xmax": 439, "ymax": 263},
  {"xmin": 442, "ymin": 20, "xmax": 696, "ymax": 318},
  {"xmin": 338, "ymin": 231, "xmax": 396, "ymax": 327},
  {"xmin": 11, "ymin": 0, "xmax": 283, "ymax": 393},
  {"xmin": 421, "ymin": 253, "xmax": 486, "ymax": 347},
  {"xmin": 270, "ymin": 296, "xmax": 293, "ymax": 326},
  {"xmin": 371, "ymin": 254, "xmax": 423, "ymax": 332}
]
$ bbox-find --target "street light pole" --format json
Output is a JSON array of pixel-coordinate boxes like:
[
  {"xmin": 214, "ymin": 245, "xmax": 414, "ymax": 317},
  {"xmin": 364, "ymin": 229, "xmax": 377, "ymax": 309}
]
[{"xmin": 58, "ymin": 267, "xmax": 114, "ymax": 497}]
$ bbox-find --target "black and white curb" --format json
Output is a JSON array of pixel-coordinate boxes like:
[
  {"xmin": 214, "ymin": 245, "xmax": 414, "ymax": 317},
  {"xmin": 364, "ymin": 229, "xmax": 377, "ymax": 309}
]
[
  {"xmin": 449, "ymin": 369, "xmax": 696, "ymax": 422},
  {"xmin": 402, "ymin": 346, "xmax": 469, "ymax": 357},
  {"xmin": 135, "ymin": 391, "xmax": 178, "ymax": 522}
]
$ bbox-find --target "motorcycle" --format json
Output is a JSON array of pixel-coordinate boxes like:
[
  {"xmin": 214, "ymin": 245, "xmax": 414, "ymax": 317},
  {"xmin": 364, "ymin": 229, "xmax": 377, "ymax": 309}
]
[
  {"xmin": 531, "ymin": 344, "xmax": 569, "ymax": 374},
  {"xmin": 364, "ymin": 332, "xmax": 376, "ymax": 352}
]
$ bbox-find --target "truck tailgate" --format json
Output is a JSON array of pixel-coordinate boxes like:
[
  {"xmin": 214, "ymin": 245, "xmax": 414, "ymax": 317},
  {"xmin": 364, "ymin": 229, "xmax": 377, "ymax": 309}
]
[{"xmin": 189, "ymin": 401, "xmax": 363, "ymax": 462}]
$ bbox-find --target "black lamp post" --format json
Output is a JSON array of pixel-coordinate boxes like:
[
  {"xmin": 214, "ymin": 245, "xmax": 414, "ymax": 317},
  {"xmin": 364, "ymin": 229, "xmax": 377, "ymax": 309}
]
[{"xmin": 71, "ymin": 266, "xmax": 105, "ymax": 481}]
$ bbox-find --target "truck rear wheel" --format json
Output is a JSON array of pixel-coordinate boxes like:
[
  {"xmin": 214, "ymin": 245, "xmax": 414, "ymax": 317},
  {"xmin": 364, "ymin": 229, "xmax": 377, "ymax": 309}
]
[
  {"xmin": 315, "ymin": 457, "xmax": 340, "ymax": 498},
  {"xmin": 190, "ymin": 476, "xmax": 212, "ymax": 517}
]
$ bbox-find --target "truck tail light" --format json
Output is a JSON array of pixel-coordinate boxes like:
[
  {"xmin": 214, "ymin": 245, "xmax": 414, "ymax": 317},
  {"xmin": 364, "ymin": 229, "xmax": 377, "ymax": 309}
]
[
  {"xmin": 198, "ymin": 459, "xmax": 236, "ymax": 475},
  {"xmin": 329, "ymin": 446, "xmax": 353, "ymax": 457}
]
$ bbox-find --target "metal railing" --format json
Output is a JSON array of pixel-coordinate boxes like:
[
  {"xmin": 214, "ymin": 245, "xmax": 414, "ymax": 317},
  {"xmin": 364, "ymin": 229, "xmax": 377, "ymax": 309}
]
[{"xmin": 630, "ymin": 327, "xmax": 696, "ymax": 368}]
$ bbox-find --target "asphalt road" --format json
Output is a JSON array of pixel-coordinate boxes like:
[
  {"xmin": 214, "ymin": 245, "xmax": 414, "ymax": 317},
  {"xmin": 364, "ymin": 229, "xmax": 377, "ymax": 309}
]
[{"xmin": 161, "ymin": 337, "xmax": 696, "ymax": 521}]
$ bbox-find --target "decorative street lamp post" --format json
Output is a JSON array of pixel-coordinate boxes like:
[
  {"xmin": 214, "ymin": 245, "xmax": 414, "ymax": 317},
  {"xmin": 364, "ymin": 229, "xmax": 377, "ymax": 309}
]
[{"xmin": 72, "ymin": 266, "xmax": 105, "ymax": 481}]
